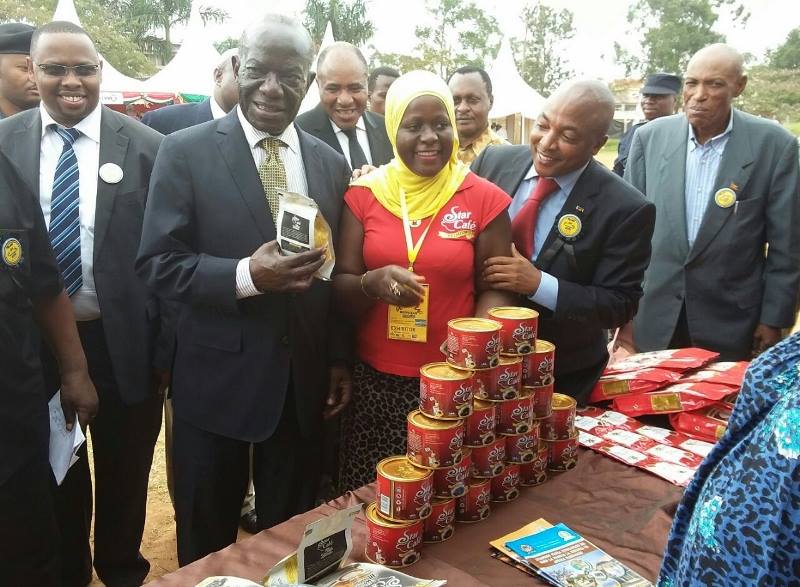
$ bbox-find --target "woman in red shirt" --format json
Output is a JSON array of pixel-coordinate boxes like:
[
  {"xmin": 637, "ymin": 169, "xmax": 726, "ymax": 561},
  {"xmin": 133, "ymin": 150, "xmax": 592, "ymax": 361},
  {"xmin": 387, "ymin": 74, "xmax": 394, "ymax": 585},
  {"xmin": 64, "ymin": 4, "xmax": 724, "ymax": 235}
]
[{"xmin": 334, "ymin": 70, "xmax": 513, "ymax": 490}]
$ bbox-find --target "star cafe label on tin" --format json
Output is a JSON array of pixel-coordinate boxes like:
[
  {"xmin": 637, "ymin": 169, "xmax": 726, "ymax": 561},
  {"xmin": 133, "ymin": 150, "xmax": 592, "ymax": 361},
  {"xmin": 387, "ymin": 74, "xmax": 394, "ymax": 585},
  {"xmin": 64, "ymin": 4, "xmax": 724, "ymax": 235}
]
[
  {"xmin": 406, "ymin": 410, "xmax": 464, "ymax": 469},
  {"xmin": 364, "ymin": 502, "xmax": 423, "ymax": 568},
  {"xmin": 714, "ymin": 187, "xmax": 736, "ymax": 209},
  {"xmin": 419, "ymin": 362, "xmax": 473, "ymax": 420},
  {"xmin": 490, "ymin": 463, "xmax": 521, "ymax": 503},
  {"xmin": 456, "ymin": 478, "xmax": 491, "ymax": 523},
  {"xmin": 542, "ymin": 393, "xmax": 577, "ymax": 440},
  {"xmin": 496, "ymin": 389, "xmax": 535, "ymax": 435},
  {"xmin": 471, "ymin": 365, "xmax": 500, "ymax": 401},
  {"xmin": 464, "ymin": 399, "xmax": 497, "ymax": 446},
  {"xmin": 432, "ymin": 448, "xmax": 471, "ymax": 498},
  {"xmin": 544, "ymin": 433, "xmax": 579, "ymax": 472},
  {"xmin": 1, "ymin": 237, "xmax": 23, "ymax": 267},
  {"xmin": 388, "ymin": 284, "xmax": 430, "ymax": 343},
  {"xmin": 527, "ymin": 339, "xmax": 556, "ymax": 386},
  {"xmin": 376, "ymin": 456, "xmax": 433, "ymax": 523},
  {"xmin": 526, "ymin": 382, "xmax": 555, "ymax": 418},
  {"xmin": 503, "ymin": 426, "xmax": 540, "ymax": 464},
  {"xmin": 445, "ymin": 317, "xmax": 502, "ymax": 370},
  {"xmin": 557, "ymin": 213, "xmax": 582, "ymax": 241},
  {"xmin": 488, "ymin": 306, "xmax": 539, "ymax": 355},
  {"xmin": 494, "ymin": 355, "xmax": 523, "ymax": 400},
  {"xmin": 470, "ymin": 437, "xmax": 506, "ymax": 478},
  {"xmin": 519, "ymin": 443, "xmax": 549, "ymax": 486},
  {"xmin": 423, "ymin": 496, "xmax": 456, "ymax": 543}
]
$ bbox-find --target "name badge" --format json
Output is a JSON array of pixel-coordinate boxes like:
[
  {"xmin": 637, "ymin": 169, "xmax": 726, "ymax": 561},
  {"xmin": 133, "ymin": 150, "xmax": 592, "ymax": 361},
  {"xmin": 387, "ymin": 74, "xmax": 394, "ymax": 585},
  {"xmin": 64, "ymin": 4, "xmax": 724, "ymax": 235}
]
[{"xmin": 387, "ymin": 284, "xmax": 429, "ymax": 343}]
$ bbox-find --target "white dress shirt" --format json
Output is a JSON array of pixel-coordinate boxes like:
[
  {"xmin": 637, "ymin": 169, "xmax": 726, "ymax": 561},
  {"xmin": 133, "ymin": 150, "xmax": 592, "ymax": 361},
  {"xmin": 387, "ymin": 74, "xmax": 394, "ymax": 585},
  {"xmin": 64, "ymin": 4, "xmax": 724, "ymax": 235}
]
[
  {"xmin": 331, "ymin": 116, "xmax": 373, "ymax": 167},
  {"xmin": 209, "ymin": 95, "xmax": 227, "ymax": 120},
  {"xmin": 235, "ymin": 106, "xmax": 309, "ymax": 298},
  {"xmin": 39, "ymin": 103, "xmax": 102, "ymax": 321}
]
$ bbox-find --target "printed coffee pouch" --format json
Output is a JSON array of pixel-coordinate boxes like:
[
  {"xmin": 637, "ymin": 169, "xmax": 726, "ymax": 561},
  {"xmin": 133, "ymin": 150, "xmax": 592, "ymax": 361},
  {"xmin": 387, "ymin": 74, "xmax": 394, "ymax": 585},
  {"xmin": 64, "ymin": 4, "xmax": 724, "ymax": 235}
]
[{"xmin": 277, "ymin": 190, "xmax": 335, "ymax": 281}]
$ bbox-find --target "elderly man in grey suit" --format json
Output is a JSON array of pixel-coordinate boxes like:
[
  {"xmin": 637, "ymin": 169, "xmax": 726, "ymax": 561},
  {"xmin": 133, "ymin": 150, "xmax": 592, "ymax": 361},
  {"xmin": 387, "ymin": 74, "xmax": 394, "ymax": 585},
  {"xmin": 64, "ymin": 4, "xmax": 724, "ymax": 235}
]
[{"xmin": 625, "ymin": 44, "xmax": 800, "ymax": 360}]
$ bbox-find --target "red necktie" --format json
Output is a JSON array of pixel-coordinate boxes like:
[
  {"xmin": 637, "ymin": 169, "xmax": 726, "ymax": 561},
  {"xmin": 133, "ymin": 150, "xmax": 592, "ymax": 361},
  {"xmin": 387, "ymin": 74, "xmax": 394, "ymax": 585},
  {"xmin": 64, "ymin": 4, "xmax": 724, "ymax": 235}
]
[{"xmin": 511, "ymin": 177, "xmax": 560, "ymax": 259}]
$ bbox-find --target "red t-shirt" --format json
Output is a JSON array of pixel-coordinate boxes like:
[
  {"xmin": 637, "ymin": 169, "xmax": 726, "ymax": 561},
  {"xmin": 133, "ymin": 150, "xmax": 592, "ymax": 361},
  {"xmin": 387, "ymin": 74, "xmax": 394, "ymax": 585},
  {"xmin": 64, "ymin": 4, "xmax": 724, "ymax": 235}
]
[{"xmin": 345, "ymin": 172, "xmax": 511, "ymax": 377}]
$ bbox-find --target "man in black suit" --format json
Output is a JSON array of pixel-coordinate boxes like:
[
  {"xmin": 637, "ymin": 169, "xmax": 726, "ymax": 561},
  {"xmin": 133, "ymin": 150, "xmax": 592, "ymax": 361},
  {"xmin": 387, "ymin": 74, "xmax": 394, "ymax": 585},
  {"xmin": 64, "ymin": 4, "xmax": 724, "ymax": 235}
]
[
  {"xmin": 473, "ymin": 80, "xmax": 656, "ymax": 403},
  {"xmin": 136, "ymin": 14, "xmax": 352, "ymax": 566},
  {"xmin": 296, "ymin": 42, "xmax": 393, "ymax": 168},
  {"xmin": 0, "ymin": 23, "xmax": 39, "ymax": 119},
  {"xmin": 141, "ymin": 48, "xmax": 239, "ymax": 135},
  {"xmin": 0, "ymin": 21, "xmax": 168, "ymax": 585}
]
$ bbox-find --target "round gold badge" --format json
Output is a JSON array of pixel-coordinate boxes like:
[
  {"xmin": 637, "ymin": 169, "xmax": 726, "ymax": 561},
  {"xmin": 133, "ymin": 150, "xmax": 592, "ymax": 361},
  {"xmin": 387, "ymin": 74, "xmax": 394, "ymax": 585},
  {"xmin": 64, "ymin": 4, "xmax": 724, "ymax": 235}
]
[
  {"xmin": 714, "ymin": 188, "xmax": 736, "ymax": 209},
  {"xmin": 2, "ymin": 238, "xmax": 22, "ymax": 267},
  {"xmin": 557, "ymin": 214, "xmax": 582, "ymax": 240}
]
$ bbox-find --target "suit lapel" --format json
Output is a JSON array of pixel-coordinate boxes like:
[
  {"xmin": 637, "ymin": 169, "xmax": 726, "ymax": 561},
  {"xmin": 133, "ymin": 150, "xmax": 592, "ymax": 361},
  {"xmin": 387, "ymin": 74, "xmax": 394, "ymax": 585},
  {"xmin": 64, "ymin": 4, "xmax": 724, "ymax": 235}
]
[
  {"xmin": 94, "ymin": 108, "xmax": 129, "ymax": 262},
  {"xmin": 215, "ymin": 111, "xmax": 276, "ymax": 241},
  {"xmin": 657, "ymin": 116, "xmax": 690, "ymax": 257},
  {"xmin": 195, "ymin": 99, "xmax": 213, "ymax": 125},
  {"xmin": 310, "ymin": 104, "xmax": 342, "ymax": 155},
  {"xmin": 497, "ymin": 147, "xmax": 534, "ymax": 197},
  {"xmin": 297, "ymin": 126, "xmax": 324, "ymax": 200},
  {"xmin": 363, "ymin": 111, "xmax": 391, "ymax": 164},
  {"xmin": 3, "ymin": 111, "xmax": 41, "ymax": 197},
  {"xmin": 686, "ymin": 110, "xmax": 755, "ymax": 263}
]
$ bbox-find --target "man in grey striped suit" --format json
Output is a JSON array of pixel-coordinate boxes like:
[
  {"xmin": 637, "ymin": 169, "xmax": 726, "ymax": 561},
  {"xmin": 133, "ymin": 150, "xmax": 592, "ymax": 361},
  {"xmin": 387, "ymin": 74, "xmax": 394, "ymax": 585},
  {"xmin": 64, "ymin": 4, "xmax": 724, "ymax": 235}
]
[{"xmin": 625, "ymin": 44, "xmax": 800, "ymax": 360}]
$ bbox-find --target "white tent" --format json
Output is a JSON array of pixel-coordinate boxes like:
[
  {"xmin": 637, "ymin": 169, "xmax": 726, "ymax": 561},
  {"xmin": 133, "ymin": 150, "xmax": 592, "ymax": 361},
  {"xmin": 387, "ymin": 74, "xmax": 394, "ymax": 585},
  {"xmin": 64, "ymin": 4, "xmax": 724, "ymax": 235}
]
[
  {"xmin": 298, "ymin": 21, "xmax": 336, "ymax": 114},
  {"xmin": 141, "ymin": 1, "xmax": 221, "ymax": 96},
  {"xmin": 488, "ymin": 38, "xmax": 545, "ymax": 120},
  {"xmin": 52, "ymin": 0, "xmax": 143, "ymax": 92}
]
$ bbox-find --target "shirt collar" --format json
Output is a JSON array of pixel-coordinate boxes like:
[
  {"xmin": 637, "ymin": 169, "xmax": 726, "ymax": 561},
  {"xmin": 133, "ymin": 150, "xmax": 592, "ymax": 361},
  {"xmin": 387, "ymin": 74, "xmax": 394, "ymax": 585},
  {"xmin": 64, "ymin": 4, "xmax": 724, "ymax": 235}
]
[
  {"xmin": 236, "ymin": 105, "xmax": 301, "ymax": 155},
  {"xmin": 331, "ymin": 115, "xmax": 366, "ymax": 134},
  {"xmin": 688, "ymin": 111, "xmax": 734, "ymax": 153},
  {"xmin": 461, "ymin": 126, "xmax": 496, "ymax": 154},
  {"xmin": 209, "ymin": 96, "xmax": 227, "ymax": 120},
  {"xmin": 523, "ymin": 160, "xmax": 590, "ymax": 197},
  {"xmin": 40, "ymin": 102, "xmax": 102, "ymax": 143}
]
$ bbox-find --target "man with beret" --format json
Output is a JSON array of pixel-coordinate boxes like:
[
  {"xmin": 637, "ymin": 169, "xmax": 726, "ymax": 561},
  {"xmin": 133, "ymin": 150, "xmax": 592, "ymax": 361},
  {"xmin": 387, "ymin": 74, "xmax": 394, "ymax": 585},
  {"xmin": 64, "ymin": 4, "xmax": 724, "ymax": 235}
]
[
  {"xmin": 0, "ymin": 23, "xmax": 39, "ymax": 119},
  {"xmin": 613, "ymin": 73, "xmax": 680, "ymax": 177}
]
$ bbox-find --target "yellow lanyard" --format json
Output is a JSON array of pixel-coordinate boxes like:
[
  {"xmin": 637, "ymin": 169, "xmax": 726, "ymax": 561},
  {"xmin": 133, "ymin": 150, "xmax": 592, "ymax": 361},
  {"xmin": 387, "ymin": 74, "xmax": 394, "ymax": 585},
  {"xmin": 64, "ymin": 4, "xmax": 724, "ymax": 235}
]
[{"xmin": 399, "ymin": 189, "xmax": 447, "ymax": 272}]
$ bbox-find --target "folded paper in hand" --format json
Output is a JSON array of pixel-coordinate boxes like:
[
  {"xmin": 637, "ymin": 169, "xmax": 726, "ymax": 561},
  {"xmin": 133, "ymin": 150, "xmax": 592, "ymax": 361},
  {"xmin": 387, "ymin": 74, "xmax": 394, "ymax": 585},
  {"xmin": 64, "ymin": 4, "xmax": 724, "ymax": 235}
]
[{"xmin": 48, "ymin": 391, "xmax": 85, "ymax": 485}]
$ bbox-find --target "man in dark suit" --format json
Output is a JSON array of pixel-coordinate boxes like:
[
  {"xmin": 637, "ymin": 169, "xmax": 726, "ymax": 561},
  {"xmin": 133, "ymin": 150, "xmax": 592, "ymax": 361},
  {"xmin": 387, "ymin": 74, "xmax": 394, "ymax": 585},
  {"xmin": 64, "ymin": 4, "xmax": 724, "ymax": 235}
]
[
  {"xmin": 0, "ymin": 23, "xmax": 39, "ymax": 119},
  {"xmin": 136, "ymin": 14, "xmax": 352, "ymax": 566},
  {"xmin": 0, "ymin": 21, "xmax": 167, "ymax": 585},
  {"xmin": 367, "ymin": 65, "xmax": 399, "ymax": 115},
  {"xmin": 625, "ymin": 44, "xmax": 800, "ymax": 359},
  {"xmin": 141, "ymin": 48, "xmax": 239, "ymax": 135},
  {"xmin": 296, "ymin": 42, "xmax": 393, "ymax": 168},
  {"xmin": 473, "ymin": 80, "xmax": 656, "ymax": 403}
]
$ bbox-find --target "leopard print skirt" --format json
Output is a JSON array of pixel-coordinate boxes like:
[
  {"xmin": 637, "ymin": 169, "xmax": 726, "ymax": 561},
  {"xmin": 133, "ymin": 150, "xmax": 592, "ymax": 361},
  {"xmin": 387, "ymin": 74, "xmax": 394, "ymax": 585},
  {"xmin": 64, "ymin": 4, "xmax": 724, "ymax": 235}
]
[{"xmin": 338, "ymin": 362, "xmax": 419, "ymax": 492}]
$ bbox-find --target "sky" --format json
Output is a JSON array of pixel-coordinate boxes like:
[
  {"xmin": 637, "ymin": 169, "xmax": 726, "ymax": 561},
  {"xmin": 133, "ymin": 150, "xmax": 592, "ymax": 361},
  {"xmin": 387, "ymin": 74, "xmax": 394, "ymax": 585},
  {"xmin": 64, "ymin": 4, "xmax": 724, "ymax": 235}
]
[{"xmin": 196, "ymin": 0, "xmax": 800, "ymax": 80}]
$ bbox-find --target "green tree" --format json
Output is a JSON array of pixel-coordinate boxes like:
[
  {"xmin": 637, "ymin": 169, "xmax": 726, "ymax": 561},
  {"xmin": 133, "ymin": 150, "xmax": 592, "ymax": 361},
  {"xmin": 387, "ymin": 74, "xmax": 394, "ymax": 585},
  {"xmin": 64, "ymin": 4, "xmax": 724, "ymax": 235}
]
[
  {"xmin": 735, "ymin": 65, "xmax": 800, "ymax": 122},
  {"xmin": 615, "ymin": 0, "xmax": 749, "ymax": 76},
  {"xmin": 0, "ymin": 0, "xmax": 156, "ymax": 78},
  {"xmin": 302, "ymin": 0, "xmax": 375, "ymax": 48},
  {"xmin": 513, "ymin": 3, "xmax": 574, "ymax": 96},
  {"xmin": 768, "ymin": 27, "xmax": 800, "ymax": 70},
  {"xmin": 214, "ymin": 37, "xmax": 238, "ymax": 54}
]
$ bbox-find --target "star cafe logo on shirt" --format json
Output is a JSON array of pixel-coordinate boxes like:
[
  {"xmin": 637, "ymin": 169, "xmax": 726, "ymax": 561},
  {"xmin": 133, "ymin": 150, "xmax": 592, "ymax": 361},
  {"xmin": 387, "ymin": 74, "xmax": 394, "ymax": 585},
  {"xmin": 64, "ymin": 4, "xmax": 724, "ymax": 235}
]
[{"xmin": 438, "ymin": 206, "xmax": 477, "ymax": 240}]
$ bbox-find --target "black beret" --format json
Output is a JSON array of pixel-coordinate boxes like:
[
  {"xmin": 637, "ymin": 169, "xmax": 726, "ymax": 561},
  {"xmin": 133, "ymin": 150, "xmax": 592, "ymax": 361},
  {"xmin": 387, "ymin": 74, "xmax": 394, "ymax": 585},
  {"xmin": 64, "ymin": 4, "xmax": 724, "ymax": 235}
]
[
  {"xmin": 0, "ymin": 23, "xmax": 34, "ymax": 55},
  {"xmin": 641, "ymin": 73, "xmax": 682, "ymax": 95}
]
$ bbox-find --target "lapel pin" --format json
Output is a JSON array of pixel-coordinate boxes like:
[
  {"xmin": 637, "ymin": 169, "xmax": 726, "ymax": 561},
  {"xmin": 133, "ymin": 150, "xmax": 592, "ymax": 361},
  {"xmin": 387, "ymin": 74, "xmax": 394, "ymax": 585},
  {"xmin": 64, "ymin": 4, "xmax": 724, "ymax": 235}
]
[
  {"xmin": 714, "ymin": 187, "xmax": 736, "ymax": 209},
  {"xmin": 557, "ymin": 214, "xmax": 582, "ymax": 241},
  {"xmin": 729, "ymin": 182, "xmax": 739, "ymax": 191},
  {"xmin": 99, "ymin": 162, "xmax": 123, "ymax": 184}
]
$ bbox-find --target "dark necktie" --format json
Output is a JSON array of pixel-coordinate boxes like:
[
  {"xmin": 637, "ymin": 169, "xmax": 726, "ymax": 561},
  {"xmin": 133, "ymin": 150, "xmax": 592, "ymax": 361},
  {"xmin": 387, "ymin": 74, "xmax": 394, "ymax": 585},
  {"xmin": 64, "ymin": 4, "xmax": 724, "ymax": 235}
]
[
  {"xmin": 49, "ymin": 126, "xmax": 82, "ymax": 296},
  {"xmin": 342, "ymin": 126, "xmax": 368, "ymax": 169},
  {"xmin": 511, "ymin": 177, "xmax": 560, "ymax": 260}
]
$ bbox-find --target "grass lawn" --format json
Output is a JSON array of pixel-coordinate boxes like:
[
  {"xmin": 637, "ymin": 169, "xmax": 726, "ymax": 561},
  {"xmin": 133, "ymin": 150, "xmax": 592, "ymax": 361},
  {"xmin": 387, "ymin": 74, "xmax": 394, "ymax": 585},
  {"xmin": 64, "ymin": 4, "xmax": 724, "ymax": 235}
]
[{"xmin": 597, "ymin": 137, "xmax": 619, "ymax": 170}]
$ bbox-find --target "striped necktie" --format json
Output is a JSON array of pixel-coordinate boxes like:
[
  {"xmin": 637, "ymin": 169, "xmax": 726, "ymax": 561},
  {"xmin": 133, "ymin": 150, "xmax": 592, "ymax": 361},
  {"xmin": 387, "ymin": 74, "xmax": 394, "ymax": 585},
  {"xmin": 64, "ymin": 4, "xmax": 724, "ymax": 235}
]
[
  {"xmin": 49, "ymin": 126, "xmax": 82, "ymax": 296},
  {"xmin": 258, "ymin": 137, "xmax": 287, "ymax": 222}
]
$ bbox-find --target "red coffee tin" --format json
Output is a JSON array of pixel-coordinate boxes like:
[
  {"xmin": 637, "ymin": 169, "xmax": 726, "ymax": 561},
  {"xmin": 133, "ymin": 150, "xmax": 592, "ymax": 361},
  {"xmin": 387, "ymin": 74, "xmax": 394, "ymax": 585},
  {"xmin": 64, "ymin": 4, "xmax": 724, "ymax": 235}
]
[
  {"xmin": 375, "ymin": 456, "xmax": 434, "ymax": 522},
  {"xmin": 527, "ymin": 339, "xmax": 556, "ymax": 386},
  {"xmin": 544, "ymin": 433, "xmax": 579, "ymax": 472},
  {"xmin": 495, "ymin": 355, "xmax": 523, "ymax": 400},
  {"xmin": 446, "ymin": 318, "xmax": 502, "ymax": 370},
  {"xmin": 496, "ymin": 390, "xmax": 534, "ymax": 435},
  {"xmin": 423, "ymin": 497, "xmax": 456, "ymax": 543},
  {"xmin": 406, "ymin": 410, "xmax": 464, "ymax": 469},
  {"xmin": 455, "ymin": 478, "xmax": 491, "ymax": 523},
  {"xmin": 526, "ymin": 383, "xmax": 554, "ymax": 418},
  {"xmin": 419, "ymin": 362, "xmax": 473, "ymax": 419},
  {"xmin": 519, "ymin": 443, "xmax": 549, "ymax": 486},
  {"xmin": 490, "ymin": 463, "xmax": 521, "ymax": 502},
  {"xmin": 488, "ymin": 306, "xmax": 538, "ymax": 354},
  {"xmin": 365, "ymin": 502, "xmax": 423, "ymax": 568},
  {"xmin": 472, "ymin": 366, "xmax": 501, "ymax": 401},
  {"xmin": 464, "ymin": 399, "xmax": 496, "ymax": 446},
  {"xmin": 503, "ymin": 426, "xmax": 540, "ymax": 464},
  {"xmin": 541, "ymin": 393, "xmax": 577, "ymax": 440},
  {"xmin": 432, "ymin": 449, "xmax": 471, "ymax": 498},
  {"xmin": 470, "ymin": 437, "xmax": 506, "ymax": 478}
]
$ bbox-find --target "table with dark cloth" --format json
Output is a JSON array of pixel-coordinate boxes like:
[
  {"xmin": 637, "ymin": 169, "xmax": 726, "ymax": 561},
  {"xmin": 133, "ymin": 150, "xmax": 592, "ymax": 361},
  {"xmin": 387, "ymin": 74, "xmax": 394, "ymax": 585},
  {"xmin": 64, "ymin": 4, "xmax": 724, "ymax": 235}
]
[{"xmin": 149, "ymin": 450, "xmax": 683, "ymax": 586}]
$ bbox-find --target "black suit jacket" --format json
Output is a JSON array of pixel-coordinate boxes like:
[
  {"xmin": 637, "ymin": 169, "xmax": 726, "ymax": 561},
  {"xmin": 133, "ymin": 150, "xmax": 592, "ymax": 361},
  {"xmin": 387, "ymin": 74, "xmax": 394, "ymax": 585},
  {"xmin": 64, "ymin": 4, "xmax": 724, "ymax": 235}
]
[
  {"xmin": 0, "ymin": 107, "xmax": 167, "ymax": 404},
  {"xmin": 472, "ymin": 145, "xmax": 656, "ymax": 384},
  {"xmin": 141, "ymin": 98, "xmax": 213, "ymax": 135},
  {"xmin": 136, "ymin": 110, "xmax": 351, "ymax": 442},
  {"xmin": 296, "ymin": 103, "xmax": 393, "ymax": 166}
]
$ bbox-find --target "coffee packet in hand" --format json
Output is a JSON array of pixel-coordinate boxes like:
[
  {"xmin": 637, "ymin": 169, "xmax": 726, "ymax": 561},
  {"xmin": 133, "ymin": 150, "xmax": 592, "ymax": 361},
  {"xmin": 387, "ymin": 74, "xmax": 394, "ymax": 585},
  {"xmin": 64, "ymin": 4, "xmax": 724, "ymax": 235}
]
[{"xmin": 277, "ymin": 190, "xmax": 335, "ymax": 281}]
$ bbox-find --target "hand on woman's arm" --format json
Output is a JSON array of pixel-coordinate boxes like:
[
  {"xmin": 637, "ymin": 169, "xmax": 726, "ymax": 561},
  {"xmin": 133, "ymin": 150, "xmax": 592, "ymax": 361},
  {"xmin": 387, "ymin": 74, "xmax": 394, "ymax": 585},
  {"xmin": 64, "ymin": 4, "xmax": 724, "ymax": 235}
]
[{"xmin": 473, "ymin": 211, "xmax": 517, "ymax": 317}]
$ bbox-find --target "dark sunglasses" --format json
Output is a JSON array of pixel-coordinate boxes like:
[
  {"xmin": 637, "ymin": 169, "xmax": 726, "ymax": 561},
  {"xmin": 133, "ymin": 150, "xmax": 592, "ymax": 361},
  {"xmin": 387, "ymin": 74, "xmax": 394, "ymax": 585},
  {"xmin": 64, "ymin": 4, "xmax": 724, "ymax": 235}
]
[{"xmin": 37, "ymin": 63, "xmax": 100, "ymax": 78}]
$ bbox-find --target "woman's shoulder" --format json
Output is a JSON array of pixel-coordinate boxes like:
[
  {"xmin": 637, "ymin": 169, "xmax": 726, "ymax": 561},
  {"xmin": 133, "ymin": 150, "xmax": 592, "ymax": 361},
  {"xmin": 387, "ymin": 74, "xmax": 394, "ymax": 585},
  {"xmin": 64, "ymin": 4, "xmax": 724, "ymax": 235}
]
[{"xmin": 458, "ymin": 171, "xmax": 511, "ymax": 199}]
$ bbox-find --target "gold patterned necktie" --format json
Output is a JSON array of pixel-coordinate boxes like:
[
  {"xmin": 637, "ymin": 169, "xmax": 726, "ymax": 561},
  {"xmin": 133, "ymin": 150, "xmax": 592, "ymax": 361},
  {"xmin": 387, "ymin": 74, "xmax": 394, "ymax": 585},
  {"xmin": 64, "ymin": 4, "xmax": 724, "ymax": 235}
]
[{"xmin": 258, "ymin": 136, "xmax": 287, "ymax": 222}]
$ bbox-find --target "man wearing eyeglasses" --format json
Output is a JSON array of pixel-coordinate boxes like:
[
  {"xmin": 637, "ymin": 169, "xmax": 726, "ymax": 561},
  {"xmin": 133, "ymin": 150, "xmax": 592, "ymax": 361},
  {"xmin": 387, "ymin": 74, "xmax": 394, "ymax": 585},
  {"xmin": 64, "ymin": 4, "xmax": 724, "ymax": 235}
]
[
  {"xmin": 0, "ymin": 23, "xmax": 39, "ymax": 119},
  {"xmin": 0, "ymin": 21, "xmax": 169, "ymax": 586}
]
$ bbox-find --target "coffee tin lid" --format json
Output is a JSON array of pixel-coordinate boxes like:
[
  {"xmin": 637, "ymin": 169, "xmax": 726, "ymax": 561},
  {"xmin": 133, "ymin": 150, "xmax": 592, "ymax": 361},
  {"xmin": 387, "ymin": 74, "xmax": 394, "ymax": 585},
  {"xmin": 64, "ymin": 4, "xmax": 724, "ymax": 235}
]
[
  {"xmin": 365, "ymin": 502, "xmax": 417, "ymax": 527},
  {"xmin": 535, "ymin": 339, "xmax": 555, "ymax": 353},
  {"xmin": 448, "ymin": 317, "xmax": 502, "ymax": 332},
  {"xmin": 499, "ymin": 355, "xmax": 522, "ymax": 366},
  {"xmin": 377, "ymin": 456, "xmax": 432, "ymax": 482},
  {"xmin": 408, "ymin": 410, "xmax": 463, "ymax": 430},
  {"xmin": 551, "ymin": 393, "xmax": 577, "ymax": 410},
  {"xmin": 420, "ymin": 362, "xmax": 471, "ymax": 381},
  {"xmin": 488, "ymin": 306, "xmax": 539, "ymax": 320},
  {"xmin": 472, "ymin": 398, "xmax": 495, "ymax": 411}
]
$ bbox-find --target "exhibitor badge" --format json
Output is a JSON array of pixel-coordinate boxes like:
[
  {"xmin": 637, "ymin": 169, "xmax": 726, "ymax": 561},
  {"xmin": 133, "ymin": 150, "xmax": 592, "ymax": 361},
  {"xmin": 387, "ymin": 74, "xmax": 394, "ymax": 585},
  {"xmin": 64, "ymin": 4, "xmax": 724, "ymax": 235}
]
[
  {"xmin": 714, "ymin": 188, "xmax": 736, "ymax": 209},
  {"xmin": 2, "ymin": 237, "xmax": 22, "ymax": 267},
  {"xmin": 557, "ymin": 214, "xmax": 582, "ymax": 241}
]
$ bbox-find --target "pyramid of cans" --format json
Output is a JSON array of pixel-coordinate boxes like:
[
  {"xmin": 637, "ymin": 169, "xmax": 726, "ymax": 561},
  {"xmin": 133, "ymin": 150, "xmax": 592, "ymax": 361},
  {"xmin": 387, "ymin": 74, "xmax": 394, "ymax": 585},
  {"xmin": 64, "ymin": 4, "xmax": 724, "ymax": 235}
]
[{"xmin": 365, "ymin": 307, "xmax": 579, "ymax": 568}]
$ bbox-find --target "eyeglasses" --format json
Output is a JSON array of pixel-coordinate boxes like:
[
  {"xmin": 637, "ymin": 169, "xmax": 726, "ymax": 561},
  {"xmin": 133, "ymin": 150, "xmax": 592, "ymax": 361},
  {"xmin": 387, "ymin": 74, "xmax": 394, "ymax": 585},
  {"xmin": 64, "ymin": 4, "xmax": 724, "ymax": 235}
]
[{"xmin": 37, "ymin": 63, "xmax": 100, "ymax": 78}]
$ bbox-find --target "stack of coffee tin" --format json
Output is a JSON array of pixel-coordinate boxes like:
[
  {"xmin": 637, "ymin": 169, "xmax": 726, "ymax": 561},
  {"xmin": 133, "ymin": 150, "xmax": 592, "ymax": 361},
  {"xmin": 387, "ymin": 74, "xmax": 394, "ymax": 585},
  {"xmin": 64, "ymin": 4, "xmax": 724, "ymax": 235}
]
[{"xmin": 541, "ymin": 393, "xmax": 579, "ymax": 471}]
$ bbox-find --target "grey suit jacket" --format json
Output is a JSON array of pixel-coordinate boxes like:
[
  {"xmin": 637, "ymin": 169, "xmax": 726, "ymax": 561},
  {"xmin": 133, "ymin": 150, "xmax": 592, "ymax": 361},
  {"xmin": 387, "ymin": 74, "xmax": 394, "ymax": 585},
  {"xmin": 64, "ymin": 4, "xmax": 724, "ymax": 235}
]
[
  {"xmin": 625, "ymin": 109, "xmax": 800, "ymax": 359},
  {"xmin": 295, "ymin": 103, "xmax": 393, "ymax": 167},
  {"xmin": 0, "ymin": 106, "xmax": 167, "ymax": 403},
  {"xmin": 141, "ymin": 98, "xmax": 213, "ymax": 135}
]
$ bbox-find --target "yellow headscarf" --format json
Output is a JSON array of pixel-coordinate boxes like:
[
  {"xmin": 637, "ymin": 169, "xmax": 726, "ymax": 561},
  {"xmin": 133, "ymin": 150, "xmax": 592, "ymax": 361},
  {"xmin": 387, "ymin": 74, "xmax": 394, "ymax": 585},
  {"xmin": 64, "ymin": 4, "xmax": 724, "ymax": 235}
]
[{"xmin": 353, "ymin": 70, "xmax": 470, "ymax": 220}]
